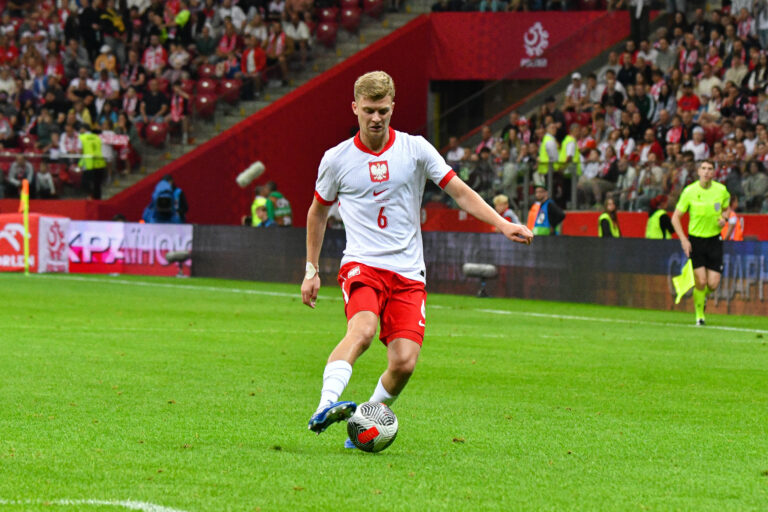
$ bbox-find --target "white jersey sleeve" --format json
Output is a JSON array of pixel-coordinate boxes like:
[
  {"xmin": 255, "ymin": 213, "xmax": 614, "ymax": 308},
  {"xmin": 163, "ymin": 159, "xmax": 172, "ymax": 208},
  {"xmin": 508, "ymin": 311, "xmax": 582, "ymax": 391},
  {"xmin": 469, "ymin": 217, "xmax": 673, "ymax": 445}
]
[
  {"xmin": 314, "ymin": 152, "xmax": 338, "ymax": 205},
  {"xmin": 414, "ymin": 135, "xmax": 455, "ymax": 187}
]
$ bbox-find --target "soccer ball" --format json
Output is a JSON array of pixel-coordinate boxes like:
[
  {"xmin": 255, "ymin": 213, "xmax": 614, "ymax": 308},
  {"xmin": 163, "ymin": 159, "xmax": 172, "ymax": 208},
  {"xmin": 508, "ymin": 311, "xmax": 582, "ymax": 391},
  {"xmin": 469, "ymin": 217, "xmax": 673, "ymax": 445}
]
[{"xmin": 346, "ymin": 401, "xmax": 398, "ymax": 452}]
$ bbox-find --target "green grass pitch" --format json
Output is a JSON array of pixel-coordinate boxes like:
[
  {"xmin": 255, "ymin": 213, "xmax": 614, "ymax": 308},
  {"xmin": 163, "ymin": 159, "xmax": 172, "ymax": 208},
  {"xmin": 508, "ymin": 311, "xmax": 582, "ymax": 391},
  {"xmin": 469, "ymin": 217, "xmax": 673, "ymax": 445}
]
[{"xmin": 1, "ymin": 273, "xmax": 767, "ymax": 511}]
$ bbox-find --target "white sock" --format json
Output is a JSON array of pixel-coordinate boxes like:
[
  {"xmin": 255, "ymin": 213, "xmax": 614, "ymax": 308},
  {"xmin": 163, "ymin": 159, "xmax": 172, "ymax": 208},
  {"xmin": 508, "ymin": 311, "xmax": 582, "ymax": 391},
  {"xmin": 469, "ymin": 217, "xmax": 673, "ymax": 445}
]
[
  {"xmin": 316, "ymin": 360, "xmax": 353, "ymax": 414},
  {"xmin": 369, "ymin": 375, "xmax": 397, "ymax": 406}
]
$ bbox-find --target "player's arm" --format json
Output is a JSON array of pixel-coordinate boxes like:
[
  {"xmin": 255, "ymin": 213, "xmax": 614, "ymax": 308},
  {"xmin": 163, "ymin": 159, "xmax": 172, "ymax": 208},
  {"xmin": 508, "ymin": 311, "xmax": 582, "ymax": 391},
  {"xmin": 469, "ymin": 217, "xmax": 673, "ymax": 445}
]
[
  {"xmin": 443, "ymin": 176, "xmax": 532, "ymax": 244},
  {"xmin": 301, "ymin": 198, "xmax": 331, "ymax": 308},
  {"xmin": 670, "ymin": 208, "xmax": 691, "ymax": 257}
]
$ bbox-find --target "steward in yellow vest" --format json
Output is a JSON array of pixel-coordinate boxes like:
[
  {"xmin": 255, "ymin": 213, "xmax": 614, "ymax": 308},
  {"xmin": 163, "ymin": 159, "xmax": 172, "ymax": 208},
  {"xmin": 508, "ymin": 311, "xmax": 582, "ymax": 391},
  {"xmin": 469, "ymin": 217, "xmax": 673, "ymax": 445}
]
[
  {"xmin": 79, "ymin": 128, "xmax": 107, "ymax": 200},
  {"xmin": 557, "ymin": 123, "xmax": 582, "ymax": 176},
  {"xmin": 597, "ymin": 197, "xmax": 621, "ymax": 237},
  {"xmin": 537, "ymin": 123, "xmax": 559, "ymax": 175},
  {"xmin": 645, "ymin": 194, "xmax": 673, "ymax": 239}
]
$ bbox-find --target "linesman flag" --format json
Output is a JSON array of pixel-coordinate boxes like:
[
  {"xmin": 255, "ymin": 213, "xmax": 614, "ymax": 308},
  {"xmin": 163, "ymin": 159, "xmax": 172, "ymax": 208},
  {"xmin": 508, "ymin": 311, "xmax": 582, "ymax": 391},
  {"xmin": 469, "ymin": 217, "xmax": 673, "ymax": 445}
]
[
  {"xmin": 673, "ymin": 259, "xmax": 694, "ymax": 304},
  {"xmin": 18, "ymin": 179, "xmax": 30, "ymax": 275}
]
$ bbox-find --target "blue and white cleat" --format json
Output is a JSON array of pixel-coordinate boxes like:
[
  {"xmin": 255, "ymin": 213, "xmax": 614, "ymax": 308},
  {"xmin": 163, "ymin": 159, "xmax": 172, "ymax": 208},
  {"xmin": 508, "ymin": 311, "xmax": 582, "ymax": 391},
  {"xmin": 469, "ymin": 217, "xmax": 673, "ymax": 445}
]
[
  {"xmin": 308, "ymin": 401, "xmax": 357, "ymax": 434},
  {"xmin": 344, "ymin": 438, "xmax": 357, "ymax": 449}
]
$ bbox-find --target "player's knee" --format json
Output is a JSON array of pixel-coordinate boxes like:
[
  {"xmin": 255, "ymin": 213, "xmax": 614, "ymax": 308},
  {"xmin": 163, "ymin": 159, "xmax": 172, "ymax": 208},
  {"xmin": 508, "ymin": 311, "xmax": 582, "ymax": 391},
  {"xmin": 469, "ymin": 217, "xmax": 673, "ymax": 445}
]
[
  {"xmin": 350, "ymin": 325, "xmax": 377, "ymax": 347},
  {"xmin": 389, "ymin": 354, "xmax": 417, "ymax": 378}
]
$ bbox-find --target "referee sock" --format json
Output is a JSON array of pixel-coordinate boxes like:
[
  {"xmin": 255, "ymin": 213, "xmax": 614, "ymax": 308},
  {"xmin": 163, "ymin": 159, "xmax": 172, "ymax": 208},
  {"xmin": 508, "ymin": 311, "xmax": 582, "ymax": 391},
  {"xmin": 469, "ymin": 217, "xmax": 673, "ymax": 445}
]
[
  {"xmin": 705, "ymin": 285, "xmax": 714, "ymax": 296},
  {"xmin": 369, "ymin": 375, "xmax": 398, "ymax": 407},
  {"xmin": 316, "ymin": 360, "xmax": 353, "ymax": 414},
  {"xmin": 693, "ymin": 287, "xmax": 706, "ymax": 321}
]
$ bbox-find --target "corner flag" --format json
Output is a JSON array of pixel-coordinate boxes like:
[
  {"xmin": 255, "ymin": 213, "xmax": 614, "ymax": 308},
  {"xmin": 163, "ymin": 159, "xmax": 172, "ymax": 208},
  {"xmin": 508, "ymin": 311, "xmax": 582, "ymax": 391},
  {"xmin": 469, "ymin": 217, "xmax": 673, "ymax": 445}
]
[
  {"xmin": 18, "ymin": 179, "xmax": 30, "ymax": 275},
  {"xmin": 673, "ymin": 259, "xmax": 694, "ymax": 304}
]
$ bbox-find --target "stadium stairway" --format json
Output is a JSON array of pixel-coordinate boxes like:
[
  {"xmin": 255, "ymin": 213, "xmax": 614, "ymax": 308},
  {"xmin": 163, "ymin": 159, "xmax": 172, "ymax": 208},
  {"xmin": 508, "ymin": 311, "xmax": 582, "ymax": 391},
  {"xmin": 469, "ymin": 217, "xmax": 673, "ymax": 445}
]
[{"xmin": 101, "ymin": 10, "xmax": 424, "ymax": 200}]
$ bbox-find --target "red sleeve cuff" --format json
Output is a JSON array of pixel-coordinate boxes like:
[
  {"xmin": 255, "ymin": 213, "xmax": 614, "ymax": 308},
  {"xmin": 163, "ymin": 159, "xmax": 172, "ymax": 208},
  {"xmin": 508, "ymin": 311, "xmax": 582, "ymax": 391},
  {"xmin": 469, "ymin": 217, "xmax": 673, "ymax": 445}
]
[
  {"xmin": 314, "ymin": 190, "xmax": 336, "ymax": 206},
  {"xmin": 438, "ymin": 170, "xmax": 457, "ymax": 189}
]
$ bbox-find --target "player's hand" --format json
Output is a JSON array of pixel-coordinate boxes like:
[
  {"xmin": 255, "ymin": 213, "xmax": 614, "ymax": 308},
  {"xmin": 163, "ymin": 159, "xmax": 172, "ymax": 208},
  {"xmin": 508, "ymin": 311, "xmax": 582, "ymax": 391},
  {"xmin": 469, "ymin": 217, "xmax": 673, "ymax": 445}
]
[
  {"xmin": 717, "ymin": 216, "xmax": 727, "ymax": 228},
  {"xmin": 301, "ymin": 275, "xmax": 321, "ymax": 308},
  {"xmin": 680, "ymin": 238, "xmax": 691, "ymax": 258},
  {"xmin": 500, "ymin": 222, "xmax": 533, "ymax": 245}
]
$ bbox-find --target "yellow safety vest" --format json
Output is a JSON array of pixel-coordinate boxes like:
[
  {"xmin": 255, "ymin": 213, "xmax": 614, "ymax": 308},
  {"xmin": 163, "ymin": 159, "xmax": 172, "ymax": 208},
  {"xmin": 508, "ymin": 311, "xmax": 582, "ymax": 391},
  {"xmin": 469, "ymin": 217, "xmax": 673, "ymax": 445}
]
[
  {"xmin": 78, "ymin": 132, "xmax": 106, "ymax": 170},
  {"xmin": 537, "ymin": 133, "xmax": 557, "ymax": 174},
  {"xmin": 251, "ymin": 196, "xmax": 267, "ymax": 227},
  {"xmin": 598, "ymin": 212, "xmax": 620, "ymax": 237},
  {"xmin": 557, "ymin": 134, "xmax": 581, "ymax": 176},
  {"xmin": 645, "ymin": 209, "xmax": 670, "ymax": 239}
]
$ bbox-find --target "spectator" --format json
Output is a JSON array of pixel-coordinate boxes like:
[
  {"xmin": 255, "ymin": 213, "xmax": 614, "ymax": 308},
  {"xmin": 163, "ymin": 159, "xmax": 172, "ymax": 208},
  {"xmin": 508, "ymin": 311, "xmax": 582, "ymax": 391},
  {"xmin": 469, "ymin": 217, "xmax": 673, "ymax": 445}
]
[
  {"xmin": 6, "ymin": 154, "xmax": 34, "ymax": 197},
  {"xmin": 194, "ymin": 24, "xmax": 217, "ymax": 65},
  {"xmin": 94, "ymin": 44, "xmax": 117, "ymax": 75},
  {"xmin": 444, "ymin": 136, "xmax": 464, "ymax": 167},
  {"xmin": 724, "ymin": 54, "xmax": 748, "ymax": 86},
  {"xmin": 677, "ymin": 80, "xmax": 701, "ymax": 112},
  {"xmin": 166, "ymin": 84, "xmax": 191, "ymax": 145},
  {"xmin": 743, "ymin": 160, "xmax": 768, "ymax": 210},
  {"xmin": 140, "ymin": 78, "xmax": 169, "ymax": 126},
  {"xmin": 240, "ymin": 35, "xmax": 266, "ymax": 99},
  {"xmin": 254, "ymin": 204, "xmax": 275, "ymax": 227},
  {"xmin": 467, "ymin": 147, "xmax": 495, "ymax": 200},
  {"xmin": 142, "ymin": 34, "xmax": 168, "ymax": 75},
  {"xmin": 265, "ymin": 21, "xmax": 288, "ymax": 85},
  {"xmin": 492, "ymin": 194, "xmax": 520, "ymax": 224},
  {"xmin": 264, "ymin": 180, "xmax": 292, "ymax": 226},
  {"xmin": 475, "ymin": 125, "xmax": 496, "ymax": 154},
  {"xmin": 120, "ymin": 49, "xmax": 148, "ymax": 92},
  {"xmin": 35, "ymin": 160, "xmax": 56, "ymax": 199},
  {"xmin": 283, "ymin": 11, "xmax": 309, "ymax": 67},
  {"xmin": 682, "ymin": 126, "xmax": 710, "ymax": 160},
  {"xmin": 565, "ymin": 72, "xmax": 587, "ymax": 105}
]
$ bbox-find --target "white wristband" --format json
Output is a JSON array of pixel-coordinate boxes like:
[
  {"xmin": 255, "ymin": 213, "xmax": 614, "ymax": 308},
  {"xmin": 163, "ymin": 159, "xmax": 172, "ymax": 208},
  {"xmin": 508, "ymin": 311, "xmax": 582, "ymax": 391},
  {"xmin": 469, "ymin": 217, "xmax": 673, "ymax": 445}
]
[{"xmin": 304, "ymin": 262, "xmax": 318, "ymax": 280}]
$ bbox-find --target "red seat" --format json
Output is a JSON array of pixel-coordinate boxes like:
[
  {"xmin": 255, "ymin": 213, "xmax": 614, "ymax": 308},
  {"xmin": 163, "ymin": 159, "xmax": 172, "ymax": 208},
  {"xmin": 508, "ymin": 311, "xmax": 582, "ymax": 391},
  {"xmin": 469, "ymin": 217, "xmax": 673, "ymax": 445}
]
[
  {"xmin": 340, "ymin": 7, "xmax": 361, "ymax": 32},
  {"xmin": 19, "ymin": 133, "xmax": 37, "ymax": 151},
  {"xmin": 317, "ymin": 7, "xmax": 339, "ymax": 22},
  {"xmin": 316, "ymin": 22, "xmax": 338, "ymax": 48},
  {"xmin": 145, "ymin": 122, "xmax": 168, "ymax": 148},
  {"xmin": 181, "ymin": 78, "xmax": 196, "ymax": 96},
  {"xmin": 195, "ymin": 94, "xmax": 217, "ymax": 119},
  {"xmin": 196, "ymin": 78, "xmax": 218, "ymax": 95},
  {"xmin": 198, "ymin": 63, "xmax": 216, "ymax": 78},
  {"xmin": 340, "ymin": 0, "xmax": 360, "ymax": 7},
  {"xmin": 220, "ymin": 79, "xmax": 241, "ymax": 104},
  {"xmin": 363, "ymin": 0, "xmax": 385, "ymax": 18}
]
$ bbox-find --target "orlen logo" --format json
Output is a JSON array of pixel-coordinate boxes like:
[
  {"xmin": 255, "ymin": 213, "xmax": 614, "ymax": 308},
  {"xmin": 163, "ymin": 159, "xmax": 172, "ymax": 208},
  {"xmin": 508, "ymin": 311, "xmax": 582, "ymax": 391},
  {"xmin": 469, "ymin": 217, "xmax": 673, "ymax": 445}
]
[
  {"xmin": 357, "ymin": 426, "xmax": 380, "ymax": 444},
  {"xmin": 369, "ymin": 161, "xmax": 389, "ymax": 183},
  {"xmin": 0, "ymin": 223, "xmax": 25, "ymax": 251},
  {"xmin": 521, "ymin": 22, "xmax": 548, "ymax": 68}
]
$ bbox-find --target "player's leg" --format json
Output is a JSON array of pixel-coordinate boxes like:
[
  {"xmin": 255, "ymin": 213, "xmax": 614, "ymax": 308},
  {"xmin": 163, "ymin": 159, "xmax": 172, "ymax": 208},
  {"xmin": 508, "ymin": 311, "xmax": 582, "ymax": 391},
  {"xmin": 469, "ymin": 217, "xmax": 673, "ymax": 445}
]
[
  {"xmin": 375, "ymin": 337, "xmax": 421, "ymax": 403},
  {"xmin": 692, "ymin": 266, "xmax": 708, "ymax": 325},
  {"xmin": 309, "ymin": 285, "xmax": 381, "ymax": 434}
]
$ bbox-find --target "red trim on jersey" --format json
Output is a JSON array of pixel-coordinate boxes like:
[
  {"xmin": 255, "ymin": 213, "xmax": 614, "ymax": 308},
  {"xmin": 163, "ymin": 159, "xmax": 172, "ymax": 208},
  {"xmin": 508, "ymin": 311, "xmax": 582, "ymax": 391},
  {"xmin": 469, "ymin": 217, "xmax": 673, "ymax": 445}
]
[
  {"xmin": 353, "ymin": 127, "xmax": 396, "ymax": 156},
  {"xmin": 314, "ymin": 190, "xmax": 335, "ymax": 205},
  {"xmin": 438, "ymin": 170, "xmax": 457, "ymax": 189}
]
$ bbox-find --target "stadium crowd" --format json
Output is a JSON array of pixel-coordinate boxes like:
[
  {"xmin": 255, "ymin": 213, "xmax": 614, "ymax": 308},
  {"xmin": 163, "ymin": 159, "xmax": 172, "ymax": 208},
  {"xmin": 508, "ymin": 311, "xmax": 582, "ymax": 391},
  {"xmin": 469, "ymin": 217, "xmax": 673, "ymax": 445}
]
[
  {"xmin": 0, "ymin": 0, "xmax": 326, "ymax": 200},
  {"xmin": 445, "ymin": 6, "xmax": 768, "ymax": 217}
]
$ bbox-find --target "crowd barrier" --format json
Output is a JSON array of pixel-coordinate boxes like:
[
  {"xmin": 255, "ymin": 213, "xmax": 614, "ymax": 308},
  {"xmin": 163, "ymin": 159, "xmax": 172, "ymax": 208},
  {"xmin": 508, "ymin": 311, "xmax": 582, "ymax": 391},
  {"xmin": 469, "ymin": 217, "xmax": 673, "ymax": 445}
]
[{"xmin": 191, "ymin": 226, "xmax": 768, "ymax": 316}]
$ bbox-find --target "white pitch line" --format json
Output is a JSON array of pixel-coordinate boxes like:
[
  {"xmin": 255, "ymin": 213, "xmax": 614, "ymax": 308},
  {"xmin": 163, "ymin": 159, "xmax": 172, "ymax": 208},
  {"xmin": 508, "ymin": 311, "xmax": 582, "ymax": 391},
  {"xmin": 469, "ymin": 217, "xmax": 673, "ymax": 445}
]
[
  {"xmin": 27, "ymin": 274, "xmax": 768, "ymax": 336},
  {"xmin": 476, "ymin": 308, "xmax": 768, "ymax": 335},
  {"xmin": 0, "ymin": 499, "xmax": 188, "ymax": 512}
]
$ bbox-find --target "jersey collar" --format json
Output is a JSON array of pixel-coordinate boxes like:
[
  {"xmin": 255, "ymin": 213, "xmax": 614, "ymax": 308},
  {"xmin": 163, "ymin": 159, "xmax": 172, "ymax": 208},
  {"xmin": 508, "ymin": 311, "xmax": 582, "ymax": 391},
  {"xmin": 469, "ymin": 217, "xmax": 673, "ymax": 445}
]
[{"xmin": 354, "ymin": 127, "xmax": 396, "ymax": 157}]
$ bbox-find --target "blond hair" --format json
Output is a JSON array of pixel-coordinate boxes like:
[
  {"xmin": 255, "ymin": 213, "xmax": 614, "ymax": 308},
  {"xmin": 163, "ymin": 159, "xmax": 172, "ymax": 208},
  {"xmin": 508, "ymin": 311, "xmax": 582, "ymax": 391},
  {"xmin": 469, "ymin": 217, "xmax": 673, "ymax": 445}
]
[
  {"xmin": 354, "ymin": 71, "xmax": 395, "ymax": 101},
  {"xmin": 493, "ymin": 194, "xmax": 509, "ymax": 206}
]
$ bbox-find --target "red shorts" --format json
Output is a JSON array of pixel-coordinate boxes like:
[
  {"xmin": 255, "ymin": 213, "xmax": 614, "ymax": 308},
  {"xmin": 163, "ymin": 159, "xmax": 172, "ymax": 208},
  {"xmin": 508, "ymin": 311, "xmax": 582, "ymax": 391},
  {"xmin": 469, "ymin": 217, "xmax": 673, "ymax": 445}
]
[{"xmin": 337, "ymin": 261, "xmax": 426, "ymax": 346}]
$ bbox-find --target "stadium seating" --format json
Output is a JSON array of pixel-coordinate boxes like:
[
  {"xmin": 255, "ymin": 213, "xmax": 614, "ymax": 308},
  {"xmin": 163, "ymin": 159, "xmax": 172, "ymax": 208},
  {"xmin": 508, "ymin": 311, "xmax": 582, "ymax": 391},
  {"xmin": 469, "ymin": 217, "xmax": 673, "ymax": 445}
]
[
  {"xmin": 194, "ymin": 94, "xmax": 218, "ymax": 119},
  {"xmin": 341, "ymin": 8, "xmax": 362, "ymax": 33},
  {"xmin": 316, "ymin": 22, "xmax": 339, "ymax": 48},
  {"xmin": 145, "ymin": 123, "xmax": 169, "ymax": 148},
  {"xmin": 220, "ymin": 79, "xmax": 242, "ymax": 105},
  {"xmin": 363, "ymin": 0, "xmax": 385, "ymax": 18},
  {"xmin": 318, "ymin": 7, "xmax": 339, "ymax": 22}
]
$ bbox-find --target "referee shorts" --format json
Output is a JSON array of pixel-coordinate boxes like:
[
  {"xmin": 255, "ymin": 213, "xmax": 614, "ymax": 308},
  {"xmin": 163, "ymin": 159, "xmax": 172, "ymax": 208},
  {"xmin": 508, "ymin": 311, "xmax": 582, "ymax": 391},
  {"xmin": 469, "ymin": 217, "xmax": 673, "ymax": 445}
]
[{"xmin": 689, "ymin": 235, "xmax": 723, "ymax": 272}]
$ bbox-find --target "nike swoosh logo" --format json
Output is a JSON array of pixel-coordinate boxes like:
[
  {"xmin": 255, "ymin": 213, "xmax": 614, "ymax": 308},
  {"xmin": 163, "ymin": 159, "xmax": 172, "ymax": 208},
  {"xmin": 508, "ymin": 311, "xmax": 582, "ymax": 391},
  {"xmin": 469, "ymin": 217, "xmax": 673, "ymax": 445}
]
[
  {"xmin": 418, "ymin": 321, "xmax": 425, "ymax": 327},
  {"xmin": 373, "ymin": 189, "xmax": 388, "ymax": 197}
]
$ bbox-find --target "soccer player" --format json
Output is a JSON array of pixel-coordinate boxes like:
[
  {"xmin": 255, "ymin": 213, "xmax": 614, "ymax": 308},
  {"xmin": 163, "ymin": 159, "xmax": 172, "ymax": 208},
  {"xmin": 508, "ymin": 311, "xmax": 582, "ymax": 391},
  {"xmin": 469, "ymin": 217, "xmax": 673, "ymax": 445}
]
[
  {"xmin": 671, "ymin": 160, "xmax": 730, "ymax": 326},
  {"xmin": 301, "ymin": 71, "xmax": 533, "ymax": 443}
]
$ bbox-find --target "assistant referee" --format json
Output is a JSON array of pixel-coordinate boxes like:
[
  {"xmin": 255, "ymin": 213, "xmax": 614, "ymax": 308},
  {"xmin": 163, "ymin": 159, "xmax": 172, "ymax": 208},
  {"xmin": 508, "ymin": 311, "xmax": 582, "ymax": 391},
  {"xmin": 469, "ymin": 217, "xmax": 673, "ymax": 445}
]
[{"xmin": 671, "ymin": 160, "xmax": 731, "ymax": 326}]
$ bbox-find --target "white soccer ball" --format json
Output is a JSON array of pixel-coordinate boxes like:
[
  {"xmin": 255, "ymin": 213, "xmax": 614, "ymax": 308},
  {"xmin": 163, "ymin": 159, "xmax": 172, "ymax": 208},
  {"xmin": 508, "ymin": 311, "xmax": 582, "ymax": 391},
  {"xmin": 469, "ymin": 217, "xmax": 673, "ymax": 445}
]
[{"xmin": 347, "ymin": 401, "xmax": 399, "ymax": 452}]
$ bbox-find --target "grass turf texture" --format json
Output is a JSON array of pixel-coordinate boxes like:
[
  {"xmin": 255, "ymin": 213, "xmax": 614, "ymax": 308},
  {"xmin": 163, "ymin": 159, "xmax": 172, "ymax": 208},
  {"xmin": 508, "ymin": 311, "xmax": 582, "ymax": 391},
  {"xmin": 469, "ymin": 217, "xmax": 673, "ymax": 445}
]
[{"xmin": 1, "ymin": 273, "xmax": 767, "ymax": 512}]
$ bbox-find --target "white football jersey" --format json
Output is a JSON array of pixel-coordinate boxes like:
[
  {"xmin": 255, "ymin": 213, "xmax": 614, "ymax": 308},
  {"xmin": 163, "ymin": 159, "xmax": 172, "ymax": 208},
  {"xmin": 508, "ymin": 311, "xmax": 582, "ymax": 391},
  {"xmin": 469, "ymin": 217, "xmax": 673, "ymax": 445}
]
[{"xmin": 315, "ymin": 127, "xmax": 456, "ymax": 283}]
